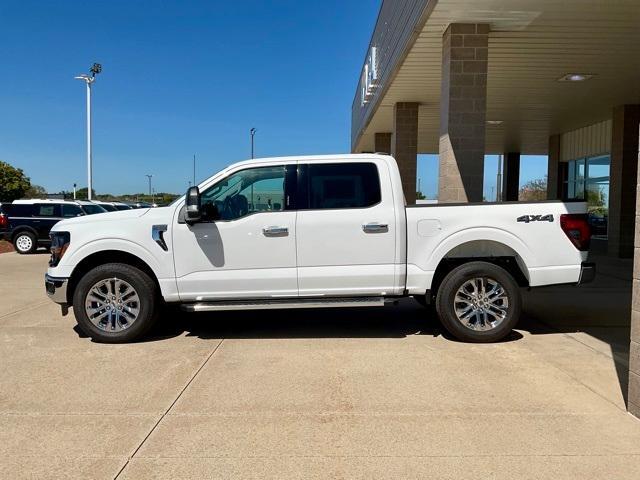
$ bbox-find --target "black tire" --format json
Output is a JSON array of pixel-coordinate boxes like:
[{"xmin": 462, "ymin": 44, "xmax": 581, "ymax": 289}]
[
  {"xmin": 13, "ymin": 231, "xmax": 37, "ymax": 254},
  {"xmin": 435, "ymin": 261, "xmax": 521, "ymax": 343},
  {"xmin": 73, "ymin": 263, "xmax": 158, "ymax": 343}
]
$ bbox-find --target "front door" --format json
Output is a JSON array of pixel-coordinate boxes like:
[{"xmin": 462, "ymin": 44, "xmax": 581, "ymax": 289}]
[
  {"xmin": 295, "ymin": 160, "xmax": 397, "ymax": 296},
  {"xmin": 173, "ymin": 163, "xmax": 298, "ymax": 301}
]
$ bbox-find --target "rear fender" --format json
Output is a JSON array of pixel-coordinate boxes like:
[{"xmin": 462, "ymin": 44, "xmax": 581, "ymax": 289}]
[{"xmin": 426, "ymin": 228, "xmax": 534, "ymax": 272}]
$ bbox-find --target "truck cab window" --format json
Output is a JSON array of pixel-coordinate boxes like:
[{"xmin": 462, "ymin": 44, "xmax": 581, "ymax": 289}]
[
  {"xmin": 306, "ymin": 163, "xmax": 381, "ymax": 209},
  {"xmin": 201, "ymin": 165, "xmax": 287, "ymax": 221}
]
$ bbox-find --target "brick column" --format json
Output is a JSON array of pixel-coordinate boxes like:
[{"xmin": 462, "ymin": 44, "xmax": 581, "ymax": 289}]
[
  {"xmin": 392, "ymin": 103, "xmax": 419, "ymax": 205},
  {"xmin": 374, "ymin": 132, "xmax": 392, "ymax": 154},
  {"xmin": 502, "ymin": 152, "xmax": 520, "ymax": 201},
  {"xmin": 438, "ymin": 23, "xmax": 488, "ymax": 203},
  {"xmin": 609, "ymin": 105, "xmax": 640, "ymax": 258},
  {"xmin": 629, "ymin": 121, "xmax": 640, "ymax": 418},
  {"xmin": 547, "ymin": 134, "xmax": 561, "ymax": 200}
]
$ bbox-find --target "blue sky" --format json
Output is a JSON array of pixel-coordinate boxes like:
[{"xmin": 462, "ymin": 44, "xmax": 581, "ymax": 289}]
[{"xmin": 0, "ymin": 0, "xmax": 547, "ymax": 196}]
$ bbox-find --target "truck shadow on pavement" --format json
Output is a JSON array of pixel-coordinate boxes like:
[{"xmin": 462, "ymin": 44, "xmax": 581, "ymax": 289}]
[{"xmin": 143, "ymin": 299, "xmax": 525, "ymax": 343}]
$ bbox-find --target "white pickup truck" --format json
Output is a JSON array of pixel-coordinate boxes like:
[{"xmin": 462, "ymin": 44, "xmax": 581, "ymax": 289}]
[{"xmin": 45, "ymin": 154, "xmax": 594, "ymax": 343}]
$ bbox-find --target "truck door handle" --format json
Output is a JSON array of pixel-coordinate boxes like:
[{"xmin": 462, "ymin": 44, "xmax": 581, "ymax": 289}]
[
  {"xmin": 263, "ymin": 226, "xmax": 289, "ymax": 237},
  {"xmin": 362, "ymin": 222, "xmax": 388, "ymax": 233}
]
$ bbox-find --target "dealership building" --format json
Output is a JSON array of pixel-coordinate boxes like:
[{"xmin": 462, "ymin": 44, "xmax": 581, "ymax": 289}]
[{"xmin": 352, "ymin": 0, "xmax": 639, "ymax": 415}]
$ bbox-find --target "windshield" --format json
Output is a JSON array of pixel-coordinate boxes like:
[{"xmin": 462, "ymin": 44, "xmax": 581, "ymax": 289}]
[{"xmin": 81, "ymin": 204, "xmax": 107, "ymax": 215}]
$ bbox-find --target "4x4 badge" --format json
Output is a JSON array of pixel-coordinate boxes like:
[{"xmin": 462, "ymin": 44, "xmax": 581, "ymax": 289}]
[{"xmin": 517, "ymin": 214, "xmax": 554, "ymax": 223}]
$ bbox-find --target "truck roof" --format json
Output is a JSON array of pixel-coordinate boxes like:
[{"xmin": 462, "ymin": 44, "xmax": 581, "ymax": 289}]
[{"xmin": 229, "ymin": 153, "xmax": 392, "ymax": 168}]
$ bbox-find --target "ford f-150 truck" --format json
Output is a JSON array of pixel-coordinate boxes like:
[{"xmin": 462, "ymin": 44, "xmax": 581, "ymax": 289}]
[{"xmin": 44, "ymin": 154, "xmax": 594, "ymax": 343}]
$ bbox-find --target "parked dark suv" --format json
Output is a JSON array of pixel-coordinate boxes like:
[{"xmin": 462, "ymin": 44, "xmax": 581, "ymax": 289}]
[{"xmin": 0, "ymin": 200, "xmax": 107, "ymax": 254}]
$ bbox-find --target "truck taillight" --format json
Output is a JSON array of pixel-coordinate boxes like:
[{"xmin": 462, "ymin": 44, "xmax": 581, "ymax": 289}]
[
  {"xmin": 560, "ymin": 214, "xmax": 590, "ymax": 251},
  {"xmin": 0, "ymin": 213, "xmax": 7, "ymax": 228}
]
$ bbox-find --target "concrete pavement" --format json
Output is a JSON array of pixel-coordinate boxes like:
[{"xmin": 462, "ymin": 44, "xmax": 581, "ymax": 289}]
[{"xmin": 1, "ymin": 252, "xmax": 639, "ymax": 479}]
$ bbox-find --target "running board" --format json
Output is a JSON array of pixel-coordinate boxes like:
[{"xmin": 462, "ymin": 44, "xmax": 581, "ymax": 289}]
[{"xmin": 180, "ymin": 296, "xmax": 386, "ymax": 312}]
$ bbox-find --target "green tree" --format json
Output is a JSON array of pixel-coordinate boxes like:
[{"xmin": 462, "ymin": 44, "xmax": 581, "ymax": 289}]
[
  {"xmin": 23, "ymin": 184, "xmax": 47, "ymax": 198},
  {"xmin": 586, "ymin": 185, "xmax": 607, "ymax": 216},
  {"xmin": 75, "ymin": 187, "xmax": 97, "ymax": 200},
  {"xmin": 416, "ymin": 191, "xmax": 426, "ymax": 200},
  {"xmin": 519, "ymin": 177, "xmax": 548, "ymax": 201},
  {"xmin": 0, "ymin": 161, "xmax": 31, "ymax": 201}
]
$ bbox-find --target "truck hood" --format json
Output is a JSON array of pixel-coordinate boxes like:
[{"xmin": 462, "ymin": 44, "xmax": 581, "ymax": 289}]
[{"xmin": 52, "ymin": 208, "xmax": 150, "ymax": 230}]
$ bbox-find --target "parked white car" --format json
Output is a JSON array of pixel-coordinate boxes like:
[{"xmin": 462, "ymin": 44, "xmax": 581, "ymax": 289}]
[{"xmin": 45, "ymin": 154, "xmax": 594, "ymax": 343}]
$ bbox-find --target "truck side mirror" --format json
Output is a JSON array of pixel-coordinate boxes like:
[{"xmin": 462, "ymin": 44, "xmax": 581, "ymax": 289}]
[{"xmin": 185, "ymin": 186, "xmax": 201, "ymax": 224}]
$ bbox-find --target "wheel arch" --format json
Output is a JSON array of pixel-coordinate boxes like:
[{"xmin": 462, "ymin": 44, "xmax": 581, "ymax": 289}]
[
  {"xmin": 66, "ymin": 250, "xmax": 161, "ymax": 305},
  {"xmin": 427, "ymin": 239, "xmax": 530, "ymax": 302}
]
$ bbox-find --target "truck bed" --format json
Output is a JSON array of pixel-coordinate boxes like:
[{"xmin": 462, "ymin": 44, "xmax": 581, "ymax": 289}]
[{"xmin": 404, "ymin": 200, "xmax": 589, "ymax": 293}]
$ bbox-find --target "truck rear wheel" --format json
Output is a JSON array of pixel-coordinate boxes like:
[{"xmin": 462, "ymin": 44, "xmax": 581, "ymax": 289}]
[
  {"xmin": 435, "ymin": 261, "xmax": 521, "ymax": 343},
  {"xmin": 72, "ymin": 263, "xmax": 158, "ymax": 343}
]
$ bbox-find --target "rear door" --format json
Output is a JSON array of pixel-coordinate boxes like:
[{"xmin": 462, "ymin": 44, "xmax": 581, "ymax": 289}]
[
  {"xmin": 295, "ymin": 160, "xmax": 397, "ymax": 296},
  {"xmin": 33, "ymin": 203, "xmax": 61, "ymax": 240}
]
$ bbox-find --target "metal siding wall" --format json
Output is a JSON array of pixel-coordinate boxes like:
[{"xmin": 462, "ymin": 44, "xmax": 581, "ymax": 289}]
[
  {"xmin": 559, "ymin": 119, "xmax": 612, "ymax": 161},
  {"xmin": 351, "ymin": 0, "xmax": 431, "ymax": 150}
]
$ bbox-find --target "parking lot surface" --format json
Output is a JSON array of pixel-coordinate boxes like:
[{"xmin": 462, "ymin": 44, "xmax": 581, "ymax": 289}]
[{"xmin": 1, "ymin": 252, "xmax": 639, "ymax": 479}]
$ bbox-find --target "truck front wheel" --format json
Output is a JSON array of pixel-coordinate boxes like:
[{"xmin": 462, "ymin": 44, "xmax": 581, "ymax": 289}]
[
  {"xmin": 72, "ymin": 263, "xmax": 158, "ymax": 343},
  {"xmin": 14, "ymin": 231, "xmax": 37, "ymax": 254},
  {"xmin": 435, "ymin": 261, "xmax": 521, "ymax": 343}
]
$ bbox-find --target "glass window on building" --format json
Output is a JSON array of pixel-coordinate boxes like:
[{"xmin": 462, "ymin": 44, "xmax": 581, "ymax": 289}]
[{"xmin": 566, "ymin": 154, "xmax": 610, "ymax": 239}]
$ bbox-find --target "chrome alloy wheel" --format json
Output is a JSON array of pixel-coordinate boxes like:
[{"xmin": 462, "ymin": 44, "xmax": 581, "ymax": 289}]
[
  {"xmin": 15, "ymin": 234, "xmax": 33, "ymax": 252},
  {"xmin": 84, "ymin": 278, "xmax": 140, "ymax": 332},
  {"xmin": 453, "ymin": 277, "xmax": 509, "ymax": 331}
]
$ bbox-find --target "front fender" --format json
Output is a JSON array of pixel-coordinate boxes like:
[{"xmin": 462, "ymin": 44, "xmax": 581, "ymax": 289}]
[{"xmin": 54, "ymin": 238, "xmax": 170, "ymax": 279}]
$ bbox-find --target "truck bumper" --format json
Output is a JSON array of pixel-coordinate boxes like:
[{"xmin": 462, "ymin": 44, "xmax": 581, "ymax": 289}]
[
  {"xmin": 45, "ymin": 274, "xmax": 69, "ymax": 305},
  {"xmin": 577, "ymin": 262, "xmax": 596, "ymax": 285}
]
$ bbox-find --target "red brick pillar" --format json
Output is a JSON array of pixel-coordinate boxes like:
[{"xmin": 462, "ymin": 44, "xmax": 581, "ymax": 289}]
[
  {"xmin": 374, "ymin": 132, "xmax": 392, "ymax": 155},
  {"xmin": 392, "ymin": 103, "xmax": 419, "ymax": 205},
  {"xmin": 609, "ymin": 105, "xmax": 640, "ymax": 258},
  {"xmin": 503, "ymin": 152, "xmax": 521, "ymax": 201},
  {"xmin": 547, "ymin": 135, "xmax": 561, "ymax": 200},
  {"xmin": 438, "ymin": 23, "xmax": 488, "ymax": 203},
  {"xmin": 629, "ymin": 120, "xmax": 640, "ymax": 418}
]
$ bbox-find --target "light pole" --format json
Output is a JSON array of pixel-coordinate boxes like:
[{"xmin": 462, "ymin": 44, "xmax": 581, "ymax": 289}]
[
  {"xmin": 74, "ymin": 63, "xmax": 102, "ymax": 200},
  {"xmin": 73, "ymin": 183, "xmax": 77, "ymax": 200},
  {"xmin": 145, "ymin": 174, "xmax": 153, "ymax": 200},
  {"xmin": 250, "ymin": 128, "xmax": 257, "ymax": 159}
]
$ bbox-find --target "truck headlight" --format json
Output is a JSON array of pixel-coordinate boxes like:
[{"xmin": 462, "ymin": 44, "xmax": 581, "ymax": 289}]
[{"xmin": 49, "ymin": 232, "xmax": 70, "ymax": 267}]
